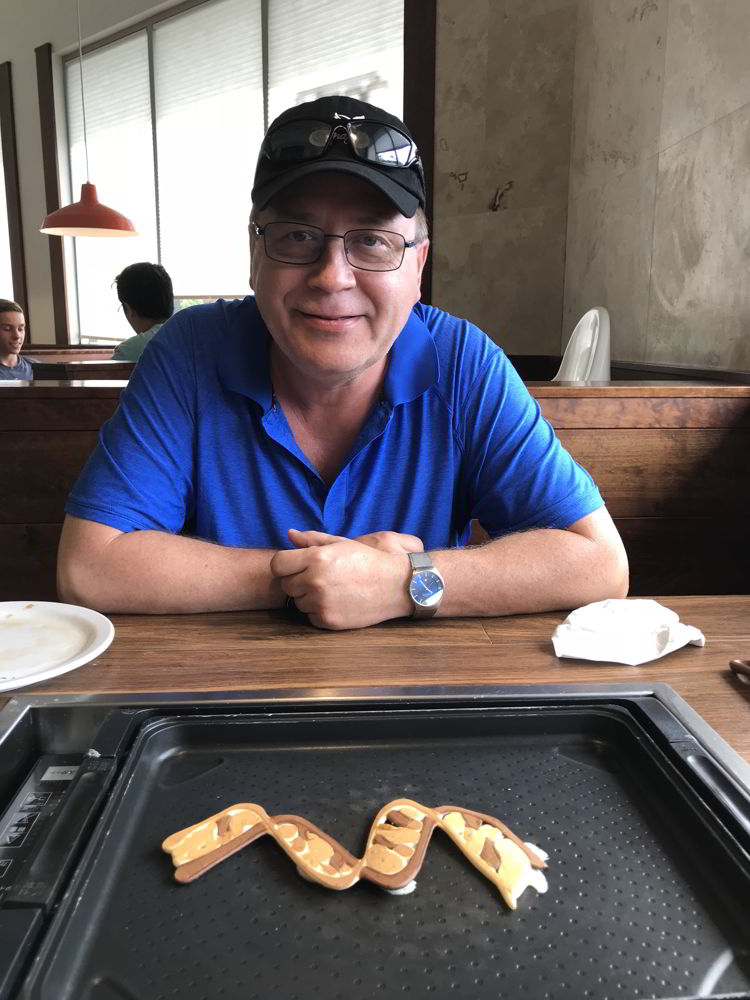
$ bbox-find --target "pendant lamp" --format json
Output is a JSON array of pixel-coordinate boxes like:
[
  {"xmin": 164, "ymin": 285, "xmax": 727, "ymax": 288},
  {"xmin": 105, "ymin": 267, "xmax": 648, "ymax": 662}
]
[{"xmin": 40, "ymin": 0, "xmax": 137, "ymax": 237}]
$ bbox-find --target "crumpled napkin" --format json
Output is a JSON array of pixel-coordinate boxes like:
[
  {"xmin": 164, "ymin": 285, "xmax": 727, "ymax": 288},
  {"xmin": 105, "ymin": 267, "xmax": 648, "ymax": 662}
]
[{"xmin": 551, "ymin": 598, "xmax": 705, "ymax": 665}]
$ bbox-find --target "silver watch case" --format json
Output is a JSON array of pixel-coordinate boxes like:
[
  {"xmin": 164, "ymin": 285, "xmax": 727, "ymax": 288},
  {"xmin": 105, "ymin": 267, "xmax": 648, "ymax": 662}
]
[{"xmin": 408, "ymin": 552, "xmax": 445, "ymax": 619}]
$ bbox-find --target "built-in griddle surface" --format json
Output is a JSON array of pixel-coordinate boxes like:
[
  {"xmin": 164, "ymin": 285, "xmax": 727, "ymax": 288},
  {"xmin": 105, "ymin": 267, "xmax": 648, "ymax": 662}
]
[{"xmin": 13, "ymin": 702, "xmax": 750, "ymax": 999}]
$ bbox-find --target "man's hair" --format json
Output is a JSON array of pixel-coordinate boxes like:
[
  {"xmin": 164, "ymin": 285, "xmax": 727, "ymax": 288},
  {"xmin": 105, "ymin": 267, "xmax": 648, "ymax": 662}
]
[
  {"xmin": 0, "ymin": 299, "xmax": 23, "ymax": 314},
  {"xmin": 115, "ymin": 263, "xmax": 173, "ymax": 321},
  {"xmin": 414, "ymin": 207, "xmax": 429, "ymax": 243}
]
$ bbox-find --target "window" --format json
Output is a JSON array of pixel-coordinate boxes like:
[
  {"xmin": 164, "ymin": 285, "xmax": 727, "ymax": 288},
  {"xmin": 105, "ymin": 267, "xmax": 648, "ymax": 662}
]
[
  {"xmin": 64, "ymin": 0, "xmax": 404, "ymax": 345},
  {"xmin": 266, "ymin": 0, "xmax": 403, "ymax": 122}
]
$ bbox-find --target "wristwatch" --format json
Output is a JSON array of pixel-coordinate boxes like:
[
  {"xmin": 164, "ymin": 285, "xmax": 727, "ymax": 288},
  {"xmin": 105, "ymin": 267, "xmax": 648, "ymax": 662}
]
[{"xmin": 407, "ymin": 552, "xmax": 445, "ymax": 619}]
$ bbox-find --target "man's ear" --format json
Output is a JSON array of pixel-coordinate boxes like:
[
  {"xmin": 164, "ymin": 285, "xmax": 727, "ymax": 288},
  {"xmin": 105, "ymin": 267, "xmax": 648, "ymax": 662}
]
[
  {"xmin": 414, "ymin": 238, "xmax": 430, "ymax": 302},
  {"xmin": 248, "ymin": 222, "xmax": 256, "ymax": 291},
  {"xmin": 416, "ymin": 238, "xmax": 430, "ymax": 278}
]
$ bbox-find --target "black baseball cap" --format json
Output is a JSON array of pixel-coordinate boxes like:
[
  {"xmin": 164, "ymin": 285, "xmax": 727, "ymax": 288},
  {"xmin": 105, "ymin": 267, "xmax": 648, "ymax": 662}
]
[{"xmin": 251, "ymin": 95, "xmax": 426, "ymax": 218}]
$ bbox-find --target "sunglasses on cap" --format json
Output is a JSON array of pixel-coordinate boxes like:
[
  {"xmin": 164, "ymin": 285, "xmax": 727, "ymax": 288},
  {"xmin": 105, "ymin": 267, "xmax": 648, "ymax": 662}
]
[{"xmin": 260, "ymin": 117, "xmax": 420, "ymax": 170}]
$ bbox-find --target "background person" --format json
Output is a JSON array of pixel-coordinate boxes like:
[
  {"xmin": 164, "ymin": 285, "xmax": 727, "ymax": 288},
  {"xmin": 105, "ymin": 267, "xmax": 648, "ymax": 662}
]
[
  {"xmin": 112, "ymin": 262, "xmax": 174, "ymax": 361},
  {"xmin": 58, "ymin": 95, "xmax": 628, "ymax": 628},
  {"xmin": 0, "ymin": 300, "xmax": 35, "ymax": 380}
]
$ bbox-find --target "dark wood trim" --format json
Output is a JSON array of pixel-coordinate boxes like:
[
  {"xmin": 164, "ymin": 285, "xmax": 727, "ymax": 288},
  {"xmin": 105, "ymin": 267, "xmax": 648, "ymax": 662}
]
[
  {"xmin": 0, "ymin": 62, "xmax": 29, "ymax": 333},
  {"xmin": 31, "ymin": 359, "xmax": 134, "ymax": 380},
  {"xmin": 611, "ymin": 358, "xmax": 750, "ymax": 384},
  {"xmin": 403, "ymin": 0, "xmax": 436, "ymax": 305},
  {"xmin": 508, "ymin": 354, "xmax": 750, "ymax": 384},
  {"xmin": 21, "ymin": 345, "xmax": 113, "ymax": 356},
  {"xmin": 35, "ymin": 43, "xmax": 69, "ymax": 346},
  {"xmin": 507, "ymin": 355, "xmax": 562, "ymax": 380}
]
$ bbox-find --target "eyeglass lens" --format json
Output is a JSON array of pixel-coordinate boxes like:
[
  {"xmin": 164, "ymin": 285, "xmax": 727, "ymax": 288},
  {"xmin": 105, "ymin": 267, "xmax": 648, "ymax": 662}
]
[
  {"xmin": 264, "ymin": 119, "xmax": 417, "ymax": 168},
  {"xmin": 261, "ymin": 222, "xmax": 407, "ymax": 271}
]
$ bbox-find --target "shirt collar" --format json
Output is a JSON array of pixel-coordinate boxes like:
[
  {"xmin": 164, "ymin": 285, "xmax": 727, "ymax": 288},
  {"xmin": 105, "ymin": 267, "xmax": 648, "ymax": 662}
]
[
  {"xmin": 218, "ymin": 297, "xmax": 438, "ymax": 409},
  {"xmin": 218, "ymin": 297, "xmax": 273, "ymax": 411},
  {"xmin": 384, "ymin": 304, "xmax": 439, "ymax": 405}
]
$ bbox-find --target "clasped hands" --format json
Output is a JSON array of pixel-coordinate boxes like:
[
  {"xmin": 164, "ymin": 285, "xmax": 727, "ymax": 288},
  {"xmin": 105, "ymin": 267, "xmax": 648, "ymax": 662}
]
[{"xmin": 270, "ymin": 528, "xmax": 424, "ymax": 630}]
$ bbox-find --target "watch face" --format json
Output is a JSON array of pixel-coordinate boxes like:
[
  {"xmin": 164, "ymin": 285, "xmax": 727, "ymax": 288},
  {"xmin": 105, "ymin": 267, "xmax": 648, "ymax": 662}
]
[{"xmin": 409, "ymin": 570, "xmax": 444, "ymax": 608}]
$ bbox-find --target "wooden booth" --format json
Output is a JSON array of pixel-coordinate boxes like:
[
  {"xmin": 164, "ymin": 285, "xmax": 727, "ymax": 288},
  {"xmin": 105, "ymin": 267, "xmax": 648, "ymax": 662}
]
[{"xmin": 2, "ymin": 379, "xmax": 750, "ymax": 602}]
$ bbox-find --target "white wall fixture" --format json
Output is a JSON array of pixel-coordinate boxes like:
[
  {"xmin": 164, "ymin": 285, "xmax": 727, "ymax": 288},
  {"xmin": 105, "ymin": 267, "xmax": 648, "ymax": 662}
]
[{"xmin": 552, "ymin": 307, "xmax": 611, "ymax": 382}]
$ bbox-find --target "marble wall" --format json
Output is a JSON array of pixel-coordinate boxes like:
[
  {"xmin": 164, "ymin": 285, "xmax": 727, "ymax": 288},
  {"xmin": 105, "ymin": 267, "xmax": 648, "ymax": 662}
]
[
  {"xmin": 434, "ymin": 0, "xmax": 750, "ymax": 373},
  {"xmin": 565, "ymin": 0, "xmax": 750, "ymax": 372},
  {"xmin": 433, "ymin": 0, "xmax": 578, "ymax": 355}
]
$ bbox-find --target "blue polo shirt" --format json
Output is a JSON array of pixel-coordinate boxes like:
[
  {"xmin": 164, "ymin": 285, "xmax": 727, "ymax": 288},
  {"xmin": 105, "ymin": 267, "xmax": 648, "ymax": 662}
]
[{"xmin": 66, "ymin": 297, "xmax": 603, "ymax": 549}]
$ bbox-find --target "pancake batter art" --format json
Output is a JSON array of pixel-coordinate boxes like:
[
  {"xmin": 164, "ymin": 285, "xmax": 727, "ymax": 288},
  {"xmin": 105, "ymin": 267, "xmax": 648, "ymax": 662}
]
[{"xmin": 162, "ymin": 798, "xmax": 549, "ymax": 909}]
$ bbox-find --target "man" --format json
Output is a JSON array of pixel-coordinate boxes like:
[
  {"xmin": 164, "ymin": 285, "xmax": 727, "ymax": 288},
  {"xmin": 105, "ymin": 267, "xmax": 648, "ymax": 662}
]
[
  {"xmin": 112, "ymin": 262, "xmax": 174, "ymax": 361},
  {"xmin": 0, "ymin": 300, "xmax": 34, "ymax": 380},
  {"xmin": 58, "ymin": 95, "xmax": 628, "ymax": 628}
]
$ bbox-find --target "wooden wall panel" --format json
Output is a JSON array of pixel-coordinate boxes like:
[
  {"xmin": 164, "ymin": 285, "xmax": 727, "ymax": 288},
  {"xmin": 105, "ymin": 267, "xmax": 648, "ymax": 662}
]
[
  {"xmin": 467, "ymin": 517, "xmax": 748, "ymax": 595},
  {"xmin": 3, "ymin": 431, "xmax": 99, "ymax": 523},
  {"xmin": 530, "ymin": 384, "xmax": 750, "ymax": 398},
  {"xmin": 615, "ymin": 517, "xmax": 750, "ymax": 595},
  {"xmin": 0, "ymin": 525, "xmax": 61, "ymax": 601},
  {"xmin": 2, "ymin": 382, "xmax": 749, "ymax": 600},
  {"xmin": 556, "ymin": 428, "xmax": 750, "ymax": 517},
  {"xmin": 0, "ymin": 397, "xmax": 118, "ymax": 431},
  {"xmin": 0, "ymin": 388, "xmax": 120, "ymax": 600}
]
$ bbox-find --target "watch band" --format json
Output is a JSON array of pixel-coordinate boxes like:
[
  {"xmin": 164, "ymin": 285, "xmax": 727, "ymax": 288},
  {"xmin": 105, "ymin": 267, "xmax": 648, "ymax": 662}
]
[{"xmin": 408, "ymin": 552, "xmax": 444, "ymax": 619}]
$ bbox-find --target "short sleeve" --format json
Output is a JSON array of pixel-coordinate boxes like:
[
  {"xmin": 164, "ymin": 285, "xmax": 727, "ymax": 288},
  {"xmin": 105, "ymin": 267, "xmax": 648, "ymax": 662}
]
[
  {"xmin": 112, "ymin": 338, "xmax": 137, "ymax": 361},
  {"xmin": 65, "ymin": 316, "xmax": 197, "ymax": 533},
  {"xmin": 458, "ymin": 350, "xmax": 603, "ymax": 536}
]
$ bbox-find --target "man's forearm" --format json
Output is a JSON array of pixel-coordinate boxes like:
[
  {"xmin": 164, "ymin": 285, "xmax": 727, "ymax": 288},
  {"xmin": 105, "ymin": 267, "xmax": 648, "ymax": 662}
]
[
  {"xmin": 57, "ymin": 510, "xmax": 627, "ymax": 623},
  {"xmin": 58, "ymin": 522, "xmax": 284, "ymax": 613},
  {"xmin": 269, "ymin": 512, "xmax": 627, "ymax": 630},
  {"xmin": 432, "ymin": 523, "xmax": 628, "ymax": 619}
]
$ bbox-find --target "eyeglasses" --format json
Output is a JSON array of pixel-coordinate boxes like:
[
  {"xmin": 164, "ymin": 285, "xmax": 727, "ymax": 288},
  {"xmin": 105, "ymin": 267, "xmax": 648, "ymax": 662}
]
[
  {"xmin": 260, "ymin": 118, "xmax": 420, "ymax": 170},
  {"xmin": 253, "ymin": 221, "xmax": 419, "ymax": 272}
]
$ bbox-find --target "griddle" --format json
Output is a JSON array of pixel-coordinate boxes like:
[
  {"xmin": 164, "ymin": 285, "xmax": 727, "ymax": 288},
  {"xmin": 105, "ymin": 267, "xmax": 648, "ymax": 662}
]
[{"xmin": 0, "ymin": 686, "xmax": 749, "ymax": 999}]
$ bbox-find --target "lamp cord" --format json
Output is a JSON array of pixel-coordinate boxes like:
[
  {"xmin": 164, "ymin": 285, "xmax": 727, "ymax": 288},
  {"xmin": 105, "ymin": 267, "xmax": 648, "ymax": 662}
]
[{"xmin": 76, "ymin": 0, "xmax": 90, "ymax": 182}]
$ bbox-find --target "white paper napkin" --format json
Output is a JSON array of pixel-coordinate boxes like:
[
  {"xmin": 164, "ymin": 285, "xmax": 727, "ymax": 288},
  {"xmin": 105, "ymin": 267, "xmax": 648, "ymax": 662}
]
[{"xmin": 551, "ymin": 598, "xmax": 705, "ymax": 665}]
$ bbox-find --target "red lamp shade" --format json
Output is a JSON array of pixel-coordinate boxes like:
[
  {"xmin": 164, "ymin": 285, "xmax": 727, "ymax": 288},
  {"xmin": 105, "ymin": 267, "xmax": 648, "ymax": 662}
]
[{"xmin": 40, "ymin": 182, "xmax": 137, "ymax": 237}]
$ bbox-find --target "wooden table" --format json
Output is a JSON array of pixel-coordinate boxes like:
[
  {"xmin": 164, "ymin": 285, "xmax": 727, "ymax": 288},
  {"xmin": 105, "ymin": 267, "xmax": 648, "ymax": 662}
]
[{"xmin": 5, "ymin": 595, "xmax": 749, "ymax": 764}]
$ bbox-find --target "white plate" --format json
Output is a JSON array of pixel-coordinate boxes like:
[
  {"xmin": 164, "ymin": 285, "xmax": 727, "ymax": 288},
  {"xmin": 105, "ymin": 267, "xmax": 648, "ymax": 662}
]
[{"xmin": 0, "ymin": 601, "xmax": 114, "ymax": 692}]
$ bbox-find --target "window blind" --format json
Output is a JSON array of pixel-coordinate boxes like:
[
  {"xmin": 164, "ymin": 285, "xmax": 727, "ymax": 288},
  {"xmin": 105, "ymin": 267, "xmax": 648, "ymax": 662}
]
[
  {"xmin": 63, "ymin": 0, "xmax": 404, "ymax": 341},
  {"xmin": 153, "ymin": 0, "xmax": 263, "ymax": 297},
  {"xmin": 267, "ymin": 0, "xmax": 403, "ymax": 123}
]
